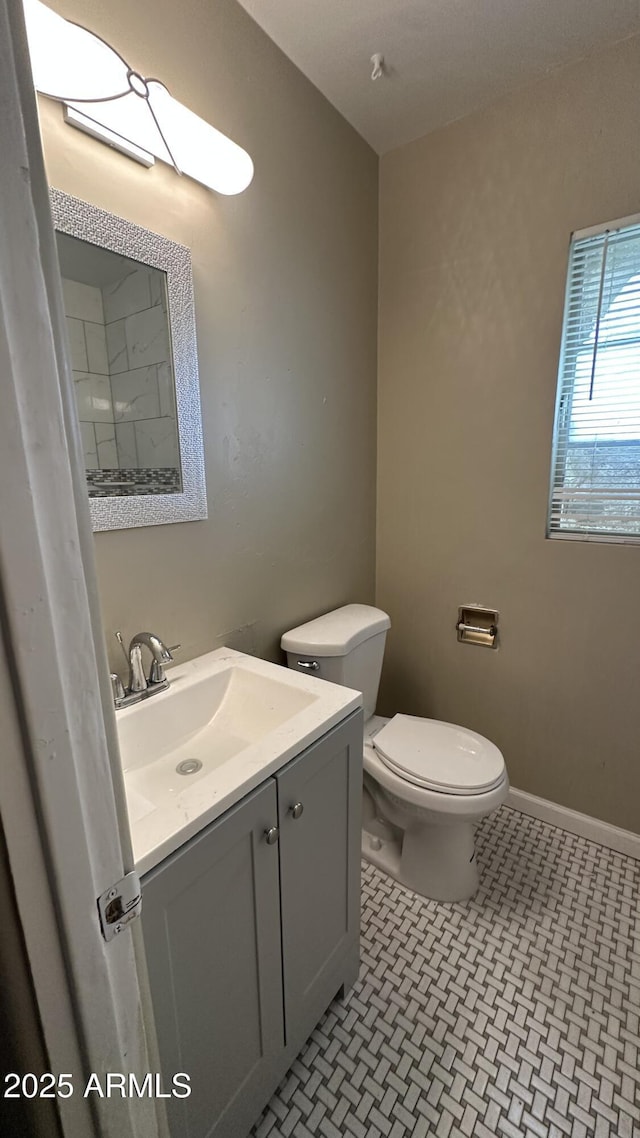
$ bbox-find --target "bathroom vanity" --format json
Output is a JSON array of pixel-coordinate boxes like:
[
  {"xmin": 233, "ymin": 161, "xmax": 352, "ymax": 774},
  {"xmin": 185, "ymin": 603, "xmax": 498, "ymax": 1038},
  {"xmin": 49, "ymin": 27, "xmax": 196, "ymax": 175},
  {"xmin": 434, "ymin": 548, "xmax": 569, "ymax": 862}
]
[{"xmin": 116, "ymin": 648, "xmax": 363, "ymax": 1138}]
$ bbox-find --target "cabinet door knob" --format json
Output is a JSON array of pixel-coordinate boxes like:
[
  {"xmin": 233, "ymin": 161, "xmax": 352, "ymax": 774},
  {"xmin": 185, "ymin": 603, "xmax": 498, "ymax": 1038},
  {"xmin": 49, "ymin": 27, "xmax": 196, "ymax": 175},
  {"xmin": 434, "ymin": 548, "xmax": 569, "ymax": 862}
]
[
  {"xmin": 264, "ymin": 826, "xmax": 279, "ymax": 845},
  {"xmin": 290, "ymin": 802, "xmax": 304, "ymax": 820}
]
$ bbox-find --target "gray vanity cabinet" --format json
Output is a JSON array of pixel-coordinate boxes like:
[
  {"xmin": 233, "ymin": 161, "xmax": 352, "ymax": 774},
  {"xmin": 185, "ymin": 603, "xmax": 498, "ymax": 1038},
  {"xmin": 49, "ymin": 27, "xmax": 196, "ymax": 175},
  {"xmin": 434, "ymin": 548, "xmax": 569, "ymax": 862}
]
[
  {"xmin": 276, "ymin": 715, "xmax": 362, "ymax": 1049},
  {"xmin": 142, "ymin": 710, "xmax": 362, "ymax": 1138},
  {"xmin": 141, "ymin": 780, "xmax": 285, "ymax": 1138}
]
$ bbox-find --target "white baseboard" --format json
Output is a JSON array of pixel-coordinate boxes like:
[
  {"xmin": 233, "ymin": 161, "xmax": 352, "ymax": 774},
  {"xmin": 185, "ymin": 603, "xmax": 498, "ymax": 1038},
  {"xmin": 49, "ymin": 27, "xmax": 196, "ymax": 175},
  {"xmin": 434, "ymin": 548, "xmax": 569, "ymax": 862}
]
[{"xmin": 505, "ymin": 787, "xmax": 640, "ymax": 861}]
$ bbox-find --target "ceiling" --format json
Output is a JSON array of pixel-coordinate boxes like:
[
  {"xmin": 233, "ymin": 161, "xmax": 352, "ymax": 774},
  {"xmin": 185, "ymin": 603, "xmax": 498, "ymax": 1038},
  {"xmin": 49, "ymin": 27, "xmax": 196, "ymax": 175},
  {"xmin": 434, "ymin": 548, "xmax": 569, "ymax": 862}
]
[{"xmin": 236, "ymin": 0, "xmax": 640, "ymax": 154}]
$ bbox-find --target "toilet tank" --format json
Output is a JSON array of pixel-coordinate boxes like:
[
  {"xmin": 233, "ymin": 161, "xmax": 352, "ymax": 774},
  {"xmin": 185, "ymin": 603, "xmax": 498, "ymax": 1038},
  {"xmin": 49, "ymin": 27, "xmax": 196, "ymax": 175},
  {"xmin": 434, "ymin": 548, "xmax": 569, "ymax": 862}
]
[{"xmin": 281, "ymin": 604, "xmax": 390, "ymax": 721}]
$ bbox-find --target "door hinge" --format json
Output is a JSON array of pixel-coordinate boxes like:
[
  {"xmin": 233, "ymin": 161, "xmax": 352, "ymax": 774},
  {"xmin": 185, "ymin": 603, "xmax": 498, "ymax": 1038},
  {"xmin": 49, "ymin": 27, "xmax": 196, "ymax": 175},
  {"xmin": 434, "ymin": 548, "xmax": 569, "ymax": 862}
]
[{"xmin": 97, "ymin": 871, "xmax": 142, "ymax": 942}]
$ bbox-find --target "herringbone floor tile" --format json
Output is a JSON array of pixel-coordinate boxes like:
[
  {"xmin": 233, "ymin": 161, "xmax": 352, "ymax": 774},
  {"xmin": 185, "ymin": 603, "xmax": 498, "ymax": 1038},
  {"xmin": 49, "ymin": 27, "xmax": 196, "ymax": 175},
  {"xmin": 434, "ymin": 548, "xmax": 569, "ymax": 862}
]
[{"xmin": 251, "ymin": 806, "xmax": 640, "ymax": 1138}]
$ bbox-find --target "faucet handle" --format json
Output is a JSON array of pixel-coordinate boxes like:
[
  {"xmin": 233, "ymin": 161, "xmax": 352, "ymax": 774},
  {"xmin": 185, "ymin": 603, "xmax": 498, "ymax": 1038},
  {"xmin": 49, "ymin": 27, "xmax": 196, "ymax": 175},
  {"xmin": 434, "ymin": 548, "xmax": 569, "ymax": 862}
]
[{"xmin": 110, "ymin": 673, "xmax": 125, "ymax": 708}]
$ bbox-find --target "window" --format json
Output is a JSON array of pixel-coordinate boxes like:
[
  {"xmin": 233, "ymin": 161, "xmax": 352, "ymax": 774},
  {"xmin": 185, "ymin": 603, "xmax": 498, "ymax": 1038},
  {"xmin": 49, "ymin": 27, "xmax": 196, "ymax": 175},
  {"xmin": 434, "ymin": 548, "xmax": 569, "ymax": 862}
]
[{"xmin": 548, "ymin": 215, "xmax": 640, "ymax": 543}]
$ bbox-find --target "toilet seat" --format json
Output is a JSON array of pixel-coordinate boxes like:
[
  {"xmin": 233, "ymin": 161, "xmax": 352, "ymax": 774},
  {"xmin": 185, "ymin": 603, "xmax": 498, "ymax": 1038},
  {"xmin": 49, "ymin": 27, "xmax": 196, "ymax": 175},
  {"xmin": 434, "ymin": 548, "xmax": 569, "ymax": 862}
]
[{"xmin": 372, "ymin": 714, "xmax": 505, "ymax": 796}]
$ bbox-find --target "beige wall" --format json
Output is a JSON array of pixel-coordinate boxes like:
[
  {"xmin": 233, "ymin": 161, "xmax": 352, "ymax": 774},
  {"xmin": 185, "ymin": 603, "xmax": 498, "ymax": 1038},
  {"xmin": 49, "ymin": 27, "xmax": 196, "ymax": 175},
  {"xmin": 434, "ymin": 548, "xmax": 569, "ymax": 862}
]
[
  {"xmin": 378, "ymin": 35, "xmax": 640, "ymax": 832},
  {"xmin": 38, "ymin": 0, "xmax": 378, "ymax": 674}
]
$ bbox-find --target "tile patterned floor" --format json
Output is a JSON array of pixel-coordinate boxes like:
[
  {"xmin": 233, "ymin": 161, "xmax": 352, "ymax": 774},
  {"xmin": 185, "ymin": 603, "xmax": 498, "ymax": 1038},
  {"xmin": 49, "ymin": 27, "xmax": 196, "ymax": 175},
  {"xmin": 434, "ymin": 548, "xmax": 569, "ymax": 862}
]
[{"xmin": 252, "ymin": 805, "xmax": 640, "ymax": 1138}]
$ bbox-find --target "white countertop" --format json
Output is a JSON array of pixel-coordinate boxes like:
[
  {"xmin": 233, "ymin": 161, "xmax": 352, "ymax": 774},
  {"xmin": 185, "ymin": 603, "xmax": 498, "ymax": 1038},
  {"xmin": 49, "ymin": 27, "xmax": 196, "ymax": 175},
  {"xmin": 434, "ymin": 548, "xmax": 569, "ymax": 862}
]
[{"xmin": 117, "ymin": 647, "xmax": 362, "ymax": 875}]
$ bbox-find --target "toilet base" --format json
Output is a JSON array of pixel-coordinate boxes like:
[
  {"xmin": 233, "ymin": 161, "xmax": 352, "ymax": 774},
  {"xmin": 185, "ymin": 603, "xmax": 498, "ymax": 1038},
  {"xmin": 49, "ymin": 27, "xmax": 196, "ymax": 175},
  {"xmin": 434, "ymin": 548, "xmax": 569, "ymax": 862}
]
[
  {"xmin": 400, "ymin": 820, "xmax": 479, "ymax": 902},
  {"xmin": 362, "ymin": 819, "xmax": 479, "ymax": 903},
  {"xmin": 362, "ymin": 827, "xmax": 402, "ymax": 882}
]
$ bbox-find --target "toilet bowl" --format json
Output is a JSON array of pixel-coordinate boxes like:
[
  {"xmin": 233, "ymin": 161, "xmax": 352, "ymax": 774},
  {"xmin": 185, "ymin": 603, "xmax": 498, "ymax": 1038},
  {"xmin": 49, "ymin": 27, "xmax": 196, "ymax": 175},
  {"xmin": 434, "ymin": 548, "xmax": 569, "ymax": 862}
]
[
  {"xmin": 362, "ymin": 714, "xmax": 508, "ymax": 901},
  {"xmin": 281, "ymin": 604, "xmax": 509, "ymax": 903}
]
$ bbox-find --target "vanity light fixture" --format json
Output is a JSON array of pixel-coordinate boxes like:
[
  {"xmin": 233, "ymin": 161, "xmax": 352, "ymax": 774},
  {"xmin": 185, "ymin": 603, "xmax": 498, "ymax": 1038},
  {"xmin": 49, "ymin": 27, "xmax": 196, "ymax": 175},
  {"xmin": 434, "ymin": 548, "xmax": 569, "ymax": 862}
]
[{"xmin": 23, "ymin": 0, "xmax": 254, "ymax": 195}]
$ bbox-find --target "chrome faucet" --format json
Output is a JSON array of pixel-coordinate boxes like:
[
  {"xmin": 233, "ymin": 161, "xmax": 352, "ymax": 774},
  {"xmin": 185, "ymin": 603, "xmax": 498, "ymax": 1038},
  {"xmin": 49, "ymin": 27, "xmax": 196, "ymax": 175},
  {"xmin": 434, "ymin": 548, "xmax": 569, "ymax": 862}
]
[
  {"xmin": 112, "ymin": 630, "xmax": 180, "ymax": 709},
  {"xmin": 128, "ymin": 631, "xmax": 177, "ymax": 689}
]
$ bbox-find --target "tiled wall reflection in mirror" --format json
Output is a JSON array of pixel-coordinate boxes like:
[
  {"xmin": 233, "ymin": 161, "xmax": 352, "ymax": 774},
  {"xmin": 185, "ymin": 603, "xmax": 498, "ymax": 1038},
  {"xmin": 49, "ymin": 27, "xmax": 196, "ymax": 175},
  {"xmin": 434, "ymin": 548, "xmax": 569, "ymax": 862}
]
[{"xmin": 58, "ymin": 233, "xmax": 181, "ymax": 497}]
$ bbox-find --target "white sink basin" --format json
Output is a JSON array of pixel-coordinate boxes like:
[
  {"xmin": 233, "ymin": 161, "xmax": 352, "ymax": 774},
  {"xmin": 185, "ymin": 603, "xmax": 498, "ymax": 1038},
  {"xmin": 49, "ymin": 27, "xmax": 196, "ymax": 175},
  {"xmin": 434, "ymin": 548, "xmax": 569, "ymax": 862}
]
[
  {"xmin": 120, "ymin": 662, "xmax": 316, "ymax": 797},
  {"xmin": 116, "ymin": 647, "xmax": 361, "ymax": 874}
]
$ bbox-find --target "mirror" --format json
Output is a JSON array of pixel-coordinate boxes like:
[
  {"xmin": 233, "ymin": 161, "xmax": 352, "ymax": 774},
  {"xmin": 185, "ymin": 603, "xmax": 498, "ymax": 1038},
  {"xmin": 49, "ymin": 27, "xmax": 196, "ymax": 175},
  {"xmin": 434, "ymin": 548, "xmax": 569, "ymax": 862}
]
[
  {"xmin": 51, "ymin": 189, "xmax": 207, "ymax": 531},
  {"xmin": 57, "ymin": 236, "xmax": 180, "ymax": 492}
]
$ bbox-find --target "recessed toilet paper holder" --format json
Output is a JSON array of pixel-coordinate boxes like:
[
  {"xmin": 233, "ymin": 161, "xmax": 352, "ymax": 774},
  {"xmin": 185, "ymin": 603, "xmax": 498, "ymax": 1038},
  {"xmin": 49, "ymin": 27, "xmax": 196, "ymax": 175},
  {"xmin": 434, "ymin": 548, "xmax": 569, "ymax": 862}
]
[{"xmin": 456, "ymin": 605, "xmax": 499, "ymax": 648}]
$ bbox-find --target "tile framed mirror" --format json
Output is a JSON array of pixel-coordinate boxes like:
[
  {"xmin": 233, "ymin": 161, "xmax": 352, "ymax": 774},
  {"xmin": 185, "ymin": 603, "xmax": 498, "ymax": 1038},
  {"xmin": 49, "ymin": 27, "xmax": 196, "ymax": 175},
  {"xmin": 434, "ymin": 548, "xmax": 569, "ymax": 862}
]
[{"xmin": 50, "ymin": 188, "xmax": 207, "ymax": 531}]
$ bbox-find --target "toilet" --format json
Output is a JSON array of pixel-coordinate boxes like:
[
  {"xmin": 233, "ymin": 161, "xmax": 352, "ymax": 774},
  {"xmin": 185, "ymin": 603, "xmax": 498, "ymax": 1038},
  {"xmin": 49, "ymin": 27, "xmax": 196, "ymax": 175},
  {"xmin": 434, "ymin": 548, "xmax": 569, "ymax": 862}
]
[{"xmin": 281, "ymin": 604, "xmax": 509, "ymax": 902}]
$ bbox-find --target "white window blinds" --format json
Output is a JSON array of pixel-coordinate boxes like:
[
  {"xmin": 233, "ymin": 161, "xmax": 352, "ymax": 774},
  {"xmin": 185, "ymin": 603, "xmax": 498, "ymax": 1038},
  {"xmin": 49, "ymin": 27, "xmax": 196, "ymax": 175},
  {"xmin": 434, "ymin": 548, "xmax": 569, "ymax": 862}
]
[{"xmin": 548, "ymin": 217, "xmax": 640, "ymax": 543}]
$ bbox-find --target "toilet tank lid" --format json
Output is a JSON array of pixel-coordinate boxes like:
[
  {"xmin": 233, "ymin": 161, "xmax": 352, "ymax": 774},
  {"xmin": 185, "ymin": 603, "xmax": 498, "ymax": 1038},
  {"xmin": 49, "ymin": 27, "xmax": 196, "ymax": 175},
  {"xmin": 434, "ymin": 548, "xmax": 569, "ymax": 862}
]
[{"xmin": 281, "ymin": 604, "xmax": 390, "ymax": 656}]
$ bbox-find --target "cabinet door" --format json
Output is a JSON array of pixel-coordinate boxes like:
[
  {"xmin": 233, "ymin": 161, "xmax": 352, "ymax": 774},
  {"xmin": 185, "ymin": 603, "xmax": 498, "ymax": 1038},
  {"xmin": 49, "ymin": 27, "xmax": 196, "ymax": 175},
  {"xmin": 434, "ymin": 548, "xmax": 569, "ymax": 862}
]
[
  {"xmin": 142, "ymin": 780, "xmax": 284, "ymax": 1138},
  {"xmin": 276, "ymin": 712, "xmax": 362, "ymax": 1041}
]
